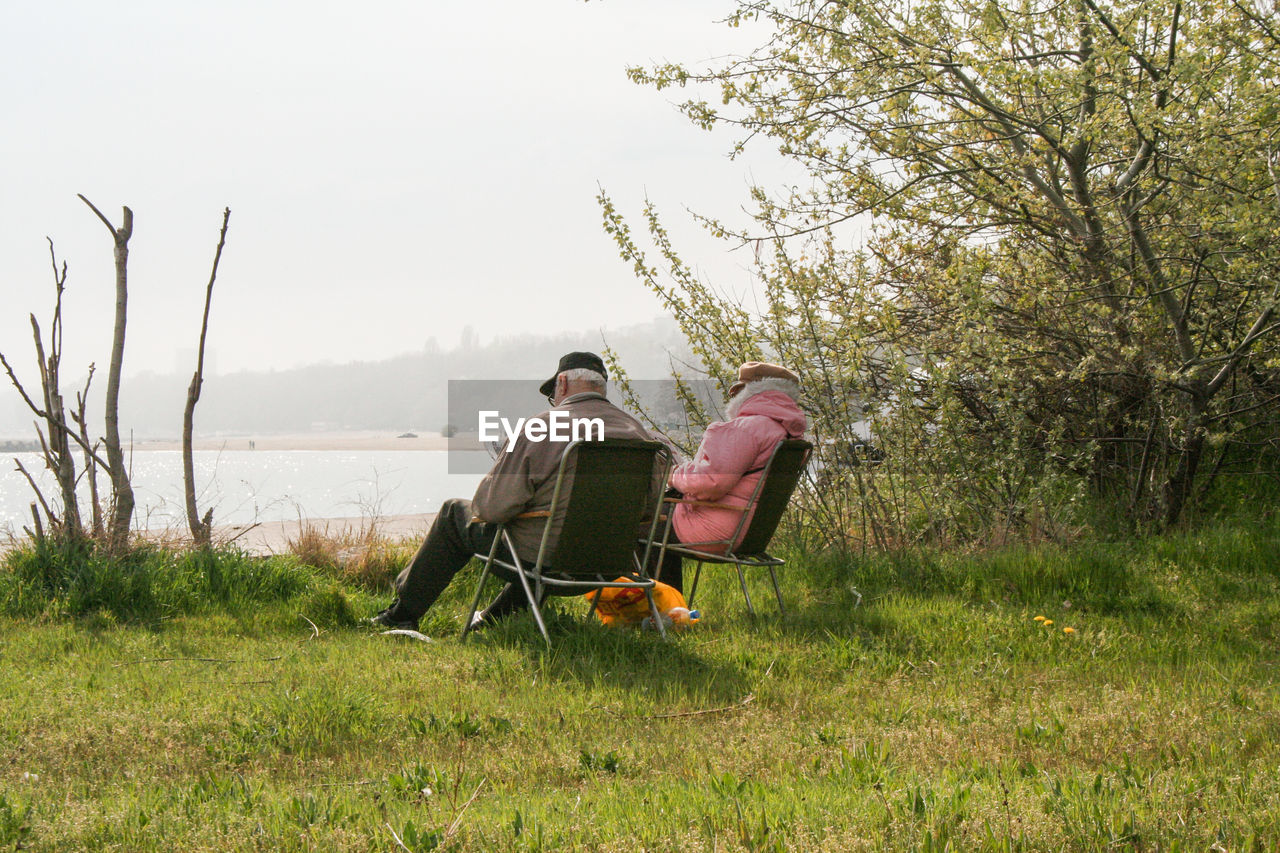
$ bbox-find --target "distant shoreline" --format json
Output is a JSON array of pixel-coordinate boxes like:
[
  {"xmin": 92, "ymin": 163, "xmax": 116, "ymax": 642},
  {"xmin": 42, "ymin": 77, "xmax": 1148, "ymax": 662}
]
[
  {"xmin": 1, "ymin": 432, "xmax": 480, "ymax": 553},
  {"xmin": 125, "ymin": 431, "xmax": 484, "ymax": 453}
]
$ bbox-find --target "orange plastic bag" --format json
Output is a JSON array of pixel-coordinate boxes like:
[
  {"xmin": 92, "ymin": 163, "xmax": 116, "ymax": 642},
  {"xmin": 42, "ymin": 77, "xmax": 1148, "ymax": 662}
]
[{"xmin": 584, "ymin": 580, "xmax": 699, "ymax": 628}]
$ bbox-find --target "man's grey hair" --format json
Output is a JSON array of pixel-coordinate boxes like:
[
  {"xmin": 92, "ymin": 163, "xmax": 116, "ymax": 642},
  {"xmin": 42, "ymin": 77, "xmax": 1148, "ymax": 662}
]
[
  {"xmin": 560, "ymin": 367, "xmax": 607, "ymax": 389},
  {"xmin": 726, "ymin": 377, "xmax": 800, "ymax": 419}
]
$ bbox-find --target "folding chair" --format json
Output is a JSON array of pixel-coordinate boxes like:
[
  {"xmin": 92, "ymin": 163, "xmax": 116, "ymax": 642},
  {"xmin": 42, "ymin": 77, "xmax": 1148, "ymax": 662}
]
[
  {"xmin": 654, "ymin": 438, "xmax": 812, "ymax": 615},
  {"xmin": 461, "ymin": 438, "xmax": 673, "ymax": 646}
]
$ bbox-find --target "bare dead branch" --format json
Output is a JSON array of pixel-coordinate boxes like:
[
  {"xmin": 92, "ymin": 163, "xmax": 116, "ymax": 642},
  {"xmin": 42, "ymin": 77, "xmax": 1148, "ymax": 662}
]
[
  {"xmin": 14, "ymin": 460, "xmax": 55, "ymax": 527},
  {"xmin": 28, "ymin": 504, "xmax": 43, "ymax": 542},
  {"xmin": 184, "ymin": 207, "xmax": 231, "ymax": 547},
  {"xmin": 445, "ymin": 778, "xmax": 488, "ymax": 839},
  {"xmin": 3, "ymin": 345, "xmax": 110, "ymax": 472},
  {"xmin": 111, "ymin": 655, "xmax": 283, "ymax": 668},
  {"xmin": 385, "ymin": 823, "xmax": 414, "ymax": 853},
  {"xmin": 0, "ymin": 350, "xmax": 48, "ymax": 418},
  {"xmin": 77, "ymin": 193, "xmax": 122, "ymax": 237},
  {"xmin": 647, "ymin": 693, "xmax": 756, "ymax": 719},
  {"xmin": 221, "ymin": 521, "xmax": 263, "ymax": 546},
  {"xmin": 75, "ymin": 366, "xmax": 105, "ymax": 539}
]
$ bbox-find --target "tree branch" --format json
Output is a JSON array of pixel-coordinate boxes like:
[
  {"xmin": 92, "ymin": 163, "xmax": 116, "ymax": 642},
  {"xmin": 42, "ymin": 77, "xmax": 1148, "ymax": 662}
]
[
  {"xmin": 1207, "ymin": 301, "xmax": 1280, "ymax": 398},
  {"xmin": 0, "ymin": 351, "xmax": 48, "ymax": 419},
  {"xmin": 14, "ymin": 459, "xmax": 55, "ymax": 528}
]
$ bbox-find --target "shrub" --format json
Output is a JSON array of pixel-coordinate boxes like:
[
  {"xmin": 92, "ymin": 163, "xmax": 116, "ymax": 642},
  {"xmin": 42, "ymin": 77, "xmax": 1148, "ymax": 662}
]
[{"xmin": 285, "ymin": 523, "xmax": 413, "ymax": 592}]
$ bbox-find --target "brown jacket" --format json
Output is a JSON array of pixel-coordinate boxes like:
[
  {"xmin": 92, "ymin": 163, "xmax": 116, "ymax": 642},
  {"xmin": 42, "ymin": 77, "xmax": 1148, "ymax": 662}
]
[{"xmin": 471, "ymin": 392, "xmax": 655, "ymax": 561}]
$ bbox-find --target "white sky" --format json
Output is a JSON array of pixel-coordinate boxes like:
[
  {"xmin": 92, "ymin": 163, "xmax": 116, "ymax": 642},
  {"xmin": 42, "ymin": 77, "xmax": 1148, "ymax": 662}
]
[{"xmin": 1, "ymin": 0, "xmax": 793, "ymax": 380}]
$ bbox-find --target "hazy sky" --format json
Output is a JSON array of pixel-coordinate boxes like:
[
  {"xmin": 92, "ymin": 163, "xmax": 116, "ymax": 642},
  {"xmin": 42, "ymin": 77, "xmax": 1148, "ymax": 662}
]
[{"xmin": 1, "ymin": 0, "xmax": 792, "ymax": 382}]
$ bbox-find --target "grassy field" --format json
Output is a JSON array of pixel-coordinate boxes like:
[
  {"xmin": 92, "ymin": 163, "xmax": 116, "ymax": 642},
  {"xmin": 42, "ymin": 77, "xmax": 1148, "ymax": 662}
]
[{"xmin": 2, "ymin": 516, "xmax": 1279, "ymax": 851}]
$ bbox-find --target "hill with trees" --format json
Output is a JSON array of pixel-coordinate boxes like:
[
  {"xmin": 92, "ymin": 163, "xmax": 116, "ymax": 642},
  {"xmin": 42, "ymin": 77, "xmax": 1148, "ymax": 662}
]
[{"xmin": 96, "ymin": 317, "xmax": 696, "ymax": 436}]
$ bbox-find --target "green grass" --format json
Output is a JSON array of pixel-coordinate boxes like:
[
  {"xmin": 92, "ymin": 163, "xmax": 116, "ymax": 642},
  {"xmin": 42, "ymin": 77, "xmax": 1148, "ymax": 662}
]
[
  {"xmin": 0, "ymin": 539, "xmax": 342, "ymax": 624},
  {"xmin": 2, "ymin": 516, "xmax": 1279, "ymax": 851}
]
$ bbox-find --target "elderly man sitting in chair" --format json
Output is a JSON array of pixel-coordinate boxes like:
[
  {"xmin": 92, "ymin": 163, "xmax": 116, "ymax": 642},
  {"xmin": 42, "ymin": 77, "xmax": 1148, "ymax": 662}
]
[
  {"xmin": 654, "ymin": 361, "xmax": 808, "ymax": 594},
  {"xmin": 368, "ymin": 351, "xmax": 657, "ymax": 632}
]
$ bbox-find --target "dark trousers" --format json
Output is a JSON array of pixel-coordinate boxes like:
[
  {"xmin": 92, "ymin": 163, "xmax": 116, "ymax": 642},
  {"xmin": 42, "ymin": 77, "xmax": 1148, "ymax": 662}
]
[{"xmin": 389, "ymin": 498, "xmax": 522, "ymax": 623}]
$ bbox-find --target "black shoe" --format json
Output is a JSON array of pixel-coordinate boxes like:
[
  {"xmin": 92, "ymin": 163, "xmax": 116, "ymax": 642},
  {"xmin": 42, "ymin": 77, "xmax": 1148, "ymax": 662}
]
[{"xmin": 365, "ymin": 607, "xmax": 419, "ymax": 631}]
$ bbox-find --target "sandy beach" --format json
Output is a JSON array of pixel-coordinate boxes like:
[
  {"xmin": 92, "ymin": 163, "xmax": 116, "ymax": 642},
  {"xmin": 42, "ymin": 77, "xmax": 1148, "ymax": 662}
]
[{"xmin": 208, "ymin": 512, "xmax": 434, "ymax": 554}]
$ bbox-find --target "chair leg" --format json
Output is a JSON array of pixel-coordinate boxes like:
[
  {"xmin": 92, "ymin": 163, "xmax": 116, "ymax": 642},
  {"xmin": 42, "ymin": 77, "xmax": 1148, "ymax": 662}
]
[
  {"xmin": 461, "ymin": 562, "xmax": 494, "ymax": 640},
  {"xmin": 768, "ymin": 565, "xmax": 785, "ymax": 614},
  {"xmin": 644, "ymin": 588, "xmax": 667, "ymax": 639},
  {"xmin": 511, "ymin": 565, "xmax": 551, "ymax": 647},
  {"xmin": 688, "ymin": 561, "xmax": 704, "ymax": 608},
  {"xmin": 736, "ymin": 564, "xmax": 757, "ymax": 616}
]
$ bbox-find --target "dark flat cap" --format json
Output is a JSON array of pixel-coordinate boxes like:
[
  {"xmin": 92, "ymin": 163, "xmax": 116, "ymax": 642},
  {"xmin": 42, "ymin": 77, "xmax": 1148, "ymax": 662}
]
[{"xmin": 539, "ymin": 351, "xmax": 608, "ymax": 398}]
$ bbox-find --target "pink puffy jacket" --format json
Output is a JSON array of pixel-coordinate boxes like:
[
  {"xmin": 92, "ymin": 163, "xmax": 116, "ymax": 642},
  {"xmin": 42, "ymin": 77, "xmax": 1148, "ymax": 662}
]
[{"xmin": 670, "ymin": 390, "xmax": 807, "ymax": 552}]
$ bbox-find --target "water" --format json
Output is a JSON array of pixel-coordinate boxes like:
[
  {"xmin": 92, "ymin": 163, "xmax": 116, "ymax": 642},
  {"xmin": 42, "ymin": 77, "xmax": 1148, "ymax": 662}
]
[{"xmin": 0, "ymin": 450, "xmax": 487, "ymax": 536}]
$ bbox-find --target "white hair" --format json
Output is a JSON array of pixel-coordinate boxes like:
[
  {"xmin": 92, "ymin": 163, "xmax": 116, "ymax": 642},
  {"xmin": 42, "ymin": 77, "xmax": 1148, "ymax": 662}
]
[
  {"xmin": 559, "ymin": 368, "xmax": 607, "ymax": 389},
  {"xmin": 726, "ymin": 377, "xmax": 800, "ymax": 419}
]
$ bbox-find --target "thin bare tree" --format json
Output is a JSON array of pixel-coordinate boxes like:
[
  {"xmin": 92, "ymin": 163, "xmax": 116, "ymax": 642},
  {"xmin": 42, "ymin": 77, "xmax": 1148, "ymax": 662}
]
[
  {"xmin": 78, "ymin": 195, "xmax": 136, "ymax": 552},
  {"xmin": 183, "ymin": 208, "xmax": 232, "ymax": 548},
  {"xmin": 0, "ymin": 242, "xmax": 112, "ymax": 543},
  {"xmin": 71, "ymin": 368, "xmax": 105, "ymax": 539}
]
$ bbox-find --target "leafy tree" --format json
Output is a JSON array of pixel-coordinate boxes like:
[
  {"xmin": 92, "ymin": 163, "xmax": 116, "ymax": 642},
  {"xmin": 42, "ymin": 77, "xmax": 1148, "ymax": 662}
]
[{"xmin": 606, "ymin": 0, "xmax": 1280, "ymax": 537}]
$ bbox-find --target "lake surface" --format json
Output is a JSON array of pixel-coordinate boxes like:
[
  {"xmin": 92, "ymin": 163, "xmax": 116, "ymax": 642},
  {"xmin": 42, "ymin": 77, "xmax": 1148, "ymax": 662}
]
[{"xmin": 0, "ymin": 450, "xmax": 487, "ymax": 536}]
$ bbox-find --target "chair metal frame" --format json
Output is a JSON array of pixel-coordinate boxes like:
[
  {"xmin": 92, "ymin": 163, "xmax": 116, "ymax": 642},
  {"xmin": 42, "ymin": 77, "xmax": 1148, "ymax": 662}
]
[
  {"xmin": 461, "ymin": 438, "xmax": 674, "ymax": 646},
  {"xmin": 653, "ymin": 438, "xmax": 812, "ymax": 615}
]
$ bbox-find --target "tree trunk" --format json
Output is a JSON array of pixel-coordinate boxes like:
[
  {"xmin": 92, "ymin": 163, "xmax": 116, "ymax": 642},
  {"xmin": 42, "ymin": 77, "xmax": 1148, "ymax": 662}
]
[
  {"xmin": 1163, "ymin": 395, "xmax": 1208, "ymax": 528},
  {"xmin": 31, "ymin": 316, "xmax": 82, "ymax": 538},
  {"xmin": 182, "ymin": 369, "xmax": 210, "ymax": 547},
  {"xmin": 182, "ymin": 208, "xmax": 231, "ymax": 549},
  {"xmin": 80, "ymin": 195, "xmax": 136, "ymax": 553}
]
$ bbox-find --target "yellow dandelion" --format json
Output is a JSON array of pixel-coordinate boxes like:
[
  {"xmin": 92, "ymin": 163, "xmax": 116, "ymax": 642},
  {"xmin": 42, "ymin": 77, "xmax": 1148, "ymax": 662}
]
[
  {"xmin": 1043, "ymin": 619, "xmax": 1054, "ymax": 626},
  {"xmin": 1063, "ymin": 626, "xmax": 1075, "ymax": 634},
  {"xmin": 1033, "ymin": 615, "xmax": 1046, "ymax": 622}
]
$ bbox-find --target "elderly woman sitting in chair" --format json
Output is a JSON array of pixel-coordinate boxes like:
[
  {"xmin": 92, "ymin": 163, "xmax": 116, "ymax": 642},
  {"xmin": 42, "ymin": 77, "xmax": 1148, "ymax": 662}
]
[{"xmin": 656, "ymin": 361, "xmax": 808, "ymax": 594}]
